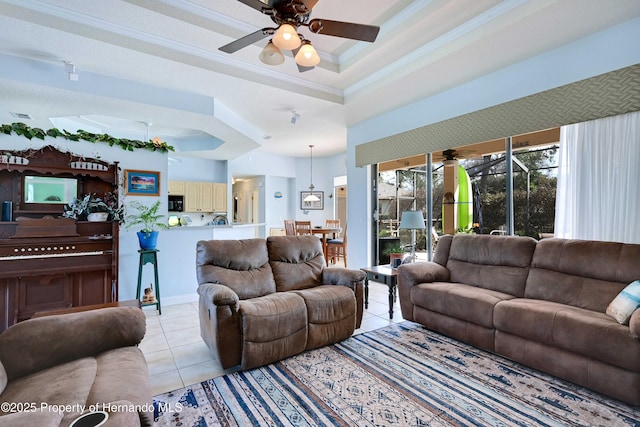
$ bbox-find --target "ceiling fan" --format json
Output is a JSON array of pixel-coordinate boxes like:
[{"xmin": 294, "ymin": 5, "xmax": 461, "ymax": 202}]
[
  {"xmin": 437, "ymin": 149, "xmax": 482, "ymax": 166},
  {"xmin": 219, "ymin": 0, "xmax": 380, "ymax": 72}
]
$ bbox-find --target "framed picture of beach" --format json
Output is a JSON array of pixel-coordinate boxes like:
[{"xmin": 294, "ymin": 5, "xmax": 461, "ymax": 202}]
[{"xmin": 125, "ymin": 169, "xmax": 160, "ymax": 196}]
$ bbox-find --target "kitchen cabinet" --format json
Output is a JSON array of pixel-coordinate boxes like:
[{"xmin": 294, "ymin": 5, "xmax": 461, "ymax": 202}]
[
  {"xmin": 185, "ymin": 182, "xmax": 214, "ymax": 212},
  {"xmin": 168, "ymin": 180, "xmax": 185, "ymax": 195},
  {"xmin": 213, "ymin": 183, "xmax": 227, "ymax": 212}
]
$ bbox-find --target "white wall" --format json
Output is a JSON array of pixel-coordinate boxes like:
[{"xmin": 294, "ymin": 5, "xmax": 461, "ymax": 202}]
[{"xmin": 346, "ymin": 17, "xmax": 640, "ymax": 269}]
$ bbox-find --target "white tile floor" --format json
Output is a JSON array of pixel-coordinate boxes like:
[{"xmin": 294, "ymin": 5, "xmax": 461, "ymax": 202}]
[{"xmin": 141, "ymin": 275, "xmax": 403, "ymax": 396}]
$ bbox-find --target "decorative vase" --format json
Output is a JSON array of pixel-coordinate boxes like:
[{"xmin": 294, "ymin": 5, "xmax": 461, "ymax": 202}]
[
  {"xmin": 137, "ymin": 231, "xmax": 159, "ymax": 250},
  {"xmin": 87, "ymin": 212, "xmax": 109, "ymax": 222}
]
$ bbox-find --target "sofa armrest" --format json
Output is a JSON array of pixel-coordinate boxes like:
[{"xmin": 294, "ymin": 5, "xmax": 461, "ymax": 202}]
[
  {"xmin": 630, "ymin": 309, "xmax": 640, "ymax": 340},
  {"xmin": 397, "ymin": 261, "xmax": 450, "ymax": 321},
  {"xmin": 197, "ymin": 283, "xmax": 240, "ymax": 309},
  {"xmin": 0, "ymin": 306, "xmax": 145, "ymax": 381},
  {"xmin": 322, "ymin": 268, "xmax": 366, "ymax": 328},
  {"xmin": 322, "ymin": 267, "xmax": 366, "ymax": 288}
]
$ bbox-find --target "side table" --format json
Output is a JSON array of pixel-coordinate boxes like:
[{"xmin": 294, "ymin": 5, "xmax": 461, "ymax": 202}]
[
  {"xmin": 360, "ymin": 265, "xmax": 398, "ymax": 319},
  {"xmin": 136, "ymin": 249, "xmax": 161, "ymax": 314}
]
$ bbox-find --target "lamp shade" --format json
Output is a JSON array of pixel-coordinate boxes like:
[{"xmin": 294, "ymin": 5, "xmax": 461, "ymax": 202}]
[
  {"xmin": 294, "ymin": 41, "xmax": 320, "ymax": 67},
  {"xmin": 304, "ymin": 193, "xmax": 320, "ymax": 202},
  {"xmin": 399, "ymin": 211, "xmax": 426, "ymax": 230},
  {"xmin": 259, "ymin": 40, "xmax": 285, "ymax": 65},
  {"xmin": 272, "ymin": 23, "xmax": 301, "ymax": 50}
]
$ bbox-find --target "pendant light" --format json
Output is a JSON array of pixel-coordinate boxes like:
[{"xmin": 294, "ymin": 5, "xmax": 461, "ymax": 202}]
[
  {"xmin": 304, "ymin": 144, "xmax": 320, "ymax": 202},
  {"xmin": 294, "ymin": 40, "xmax": 320, "ymax": 67},
  {"xmin": 272, "ymin": 23, "xmax": 301, "ymax": 50}
]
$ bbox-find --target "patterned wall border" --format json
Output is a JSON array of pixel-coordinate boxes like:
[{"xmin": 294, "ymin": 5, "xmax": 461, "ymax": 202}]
[{"xmin": 356, "ymin": 64, "xmax": 640, "ymax": 167}]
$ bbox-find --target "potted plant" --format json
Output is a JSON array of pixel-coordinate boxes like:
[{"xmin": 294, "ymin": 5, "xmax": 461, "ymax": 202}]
[
  {"xmin": 386, "ymin": 244, "xmax": 406, "ymax": 268},
  {"xmin": 126, "ymin": 200, "xmax": 168, "ymax": 250},
  {"xmin": 63, "ymin": 192, "xmax": 124, "ymax": 223}
]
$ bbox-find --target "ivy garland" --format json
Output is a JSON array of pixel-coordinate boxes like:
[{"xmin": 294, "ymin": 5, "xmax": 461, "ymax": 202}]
[{"xmin": 0, "ymin": 122, "xmax": 175, "ymax": 153}]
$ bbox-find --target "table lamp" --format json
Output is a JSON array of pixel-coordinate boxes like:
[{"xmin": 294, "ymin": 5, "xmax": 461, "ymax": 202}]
[{"xmin": 399, "ymin": 210, "xmax": 426, "ymax": 262}]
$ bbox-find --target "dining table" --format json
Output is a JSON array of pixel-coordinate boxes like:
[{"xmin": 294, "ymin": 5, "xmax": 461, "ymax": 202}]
[{"xmin": 311, "ymin": 227, "xmax": 341, "ymax": 263}]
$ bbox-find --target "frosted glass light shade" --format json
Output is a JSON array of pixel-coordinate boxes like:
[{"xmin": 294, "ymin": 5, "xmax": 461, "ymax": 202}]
[
  {"xmin": 259, "ymin": 40, "xmax": 285, "ymax": 65},
  {"xmin": 294, "ymin": 41, "xmax": 320, "ymax": 67},
  {"xmin": 272, "ymin": 24, "xmax": 301, "ymax": 50},
  {"xmin": 304, "ymin": 193, "xmax": 320, "ymax": 202}
]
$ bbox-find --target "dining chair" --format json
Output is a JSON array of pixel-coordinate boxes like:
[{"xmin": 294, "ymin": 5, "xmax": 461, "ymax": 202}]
[
  {"xmin": 295, "ymin": 220, "xmax": 313, "ymax": 235},
  {"xmin": 325, "ymin": 219, "xmax": 340, "ymax": 230},
  {"xmin": 326, "ymin": 225, "xmax": 347, "ymax": 267},
  {"xmin": 284, "ymin": 219, "xmax": 296, "ymax": 236}
]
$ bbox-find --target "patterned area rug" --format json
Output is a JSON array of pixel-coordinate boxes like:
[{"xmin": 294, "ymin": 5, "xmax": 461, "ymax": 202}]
[{"xmin": 154, "ymin": 322, "xmax": 640, "ymax": 426}]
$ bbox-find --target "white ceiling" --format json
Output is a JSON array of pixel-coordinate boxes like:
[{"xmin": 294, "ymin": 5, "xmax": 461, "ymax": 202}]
[{"xmin": 0, "ymin": 0, "xmax": 639, "ymax": 159}]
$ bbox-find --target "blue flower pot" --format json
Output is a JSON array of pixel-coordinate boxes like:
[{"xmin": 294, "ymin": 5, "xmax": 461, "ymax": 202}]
[{"xmin": 137, "ymin": 231, "xmax": 159, "ymax": 250}]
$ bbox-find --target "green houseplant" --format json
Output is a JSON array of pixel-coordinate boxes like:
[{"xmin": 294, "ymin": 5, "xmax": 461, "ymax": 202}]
[
  {"xmin": 63, "ymin": 192, "xmax": 124, "ymax": 223},
  {"xmin": 386, "ymin": 244, "xmax": 406, "ymax": 268},
  {"xmin": 125, "ymin": 200, "xmax": 168, "ymax": 250}
]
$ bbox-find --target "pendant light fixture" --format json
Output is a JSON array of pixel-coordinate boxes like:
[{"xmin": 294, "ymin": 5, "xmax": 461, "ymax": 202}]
[{"xmin": 304, "ymin": 144, "xmax": 320, "ymax": 202}]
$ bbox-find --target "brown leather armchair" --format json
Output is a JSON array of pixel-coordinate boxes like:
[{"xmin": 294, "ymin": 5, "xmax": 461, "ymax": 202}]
[{"xmin": 196, "ymin": 236, "xmax": 365, "ymax": 370}]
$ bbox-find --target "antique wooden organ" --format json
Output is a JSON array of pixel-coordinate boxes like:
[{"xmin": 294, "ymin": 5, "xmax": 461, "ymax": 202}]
[{"xmin": 0, "ymin": 146, "xmax": 119, "ymax": 332}]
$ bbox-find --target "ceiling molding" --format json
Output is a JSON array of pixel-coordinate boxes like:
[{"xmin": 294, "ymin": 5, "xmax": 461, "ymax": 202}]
[
  {"xmin": 344, "ymin": 0, "xmax": 527, "ymax": 97},
  {"xmin": 356, "ymin": 64, "xmax": 640, "ymax": 166}
]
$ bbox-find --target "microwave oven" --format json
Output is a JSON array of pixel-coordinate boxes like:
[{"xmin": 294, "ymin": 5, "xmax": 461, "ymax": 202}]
[{"xmin": 168, "ymin": 195, "xmax": 184, "ymax": 212}]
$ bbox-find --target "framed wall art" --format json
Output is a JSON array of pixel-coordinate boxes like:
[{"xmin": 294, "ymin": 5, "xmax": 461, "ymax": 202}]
[
  {"xmin": 300, "ymin": 191, "xmax": 324, "ymax": 210},
  {"xmin": 125, "ymin": 169, "xmax": 160, "ymax": 196}
]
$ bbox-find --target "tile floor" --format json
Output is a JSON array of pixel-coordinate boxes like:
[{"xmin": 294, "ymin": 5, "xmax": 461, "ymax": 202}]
[{"xmin": 141, "ymin": 275, "xmax": 403, "ymax": 396}]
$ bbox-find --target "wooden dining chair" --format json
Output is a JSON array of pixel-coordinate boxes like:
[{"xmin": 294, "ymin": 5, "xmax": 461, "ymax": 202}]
[
  {"xmin": 284, "ymin": 220, "xmax": 296, "ymax": 236},
  {"xmin": 294, "ymin": 220, "xmax": 313, "ymax": 235},
  {"xmin": 326, "ymin": 225, "xmax": 347, "ymax": 267},
  {"xmin": 325, "ymin": 219, "xmax": 340, "ymax": 229}
]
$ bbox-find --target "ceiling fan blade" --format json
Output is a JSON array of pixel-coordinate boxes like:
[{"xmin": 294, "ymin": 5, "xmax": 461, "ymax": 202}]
[
  {"xmin": 301, "ymin": 0, "xmax": 319, "ymax": 10},
  {"xmin": 219, "ymin": 28, "xmax": 272, "ymax": 53},
  {"xmin": 307, "ymin": 19, "xmax": 380, "ymax": 42},
  {"xmin": 235, "ymin": 0, "xmax": 274, "ymax": 14}
]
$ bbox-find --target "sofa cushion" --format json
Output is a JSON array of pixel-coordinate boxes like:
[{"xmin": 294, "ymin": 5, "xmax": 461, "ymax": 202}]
[
  {"xmin": 292, "ymin": 285, "xmax": 356, "ymax": 349},
  {"xmin": 239, "ymin": 292, "xmax": 308, "ymax": 369},
  {"xmin": 606, "ymin": 280, "xmax": 640, "ymax": 324},
  {"xmin": 446, "ymin": 234, "xmax": 536, "ymax": 297},
  {"xmin": 494, "ymin": 299, "xmax": 640, "ymax": 372},
  {"xmin": 411, "ymin": 282, "xmax": 517, "ymax": 328},
  {"xmin": 267, "ymin": 236, "xmax": 324, "ymax": 292},
  {"xmin": 525, "ymin": 239, "xmax": 640, "ymax": 312},
  {"xmin": 196, "ymin": 239, "xmax": 276, "ymax": 299},
  {"xmin": 0, "ymin": 357, "xmax": 96, "ymax": 422}
]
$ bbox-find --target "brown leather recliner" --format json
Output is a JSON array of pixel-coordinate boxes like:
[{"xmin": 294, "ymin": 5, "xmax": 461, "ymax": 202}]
[{"xmin": 196, "ymin": 235, "xmax": 366, "ymax": 370}]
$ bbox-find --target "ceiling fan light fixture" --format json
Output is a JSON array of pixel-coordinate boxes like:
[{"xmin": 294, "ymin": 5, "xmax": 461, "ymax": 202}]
[
  {"xmin": 294, "ymin": 40, "xmax": 320, "ymax": 67},
  {"xmin": 272, "ymin": 23, "xmax": 301, "ymax": 50},
  {"xmin": 259, "ymin": 40, "xmax": 285, "ymax": 65}
]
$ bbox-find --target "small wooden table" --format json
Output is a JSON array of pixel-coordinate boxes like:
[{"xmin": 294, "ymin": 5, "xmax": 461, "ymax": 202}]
[
  {"xmin": 360, "ymin": 265, "xmax": 398, "ymax": 319},
  {"xmin": 32, "ymin": 299, "xmax": 141, "ymax": 318},
  {"xmin": 311, "ymin": 227, "xmax": 341, "ymax": 263}
]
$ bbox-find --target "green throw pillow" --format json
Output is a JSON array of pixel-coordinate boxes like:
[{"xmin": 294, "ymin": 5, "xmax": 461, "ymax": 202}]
[{"xmin": 606, "ymin": 280, "xmax": 640, "ymax": 325}]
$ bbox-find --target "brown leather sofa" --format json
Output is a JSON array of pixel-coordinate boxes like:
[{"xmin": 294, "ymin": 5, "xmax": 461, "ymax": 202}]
[
  {"xmin": 397, "ymin": 234, "xmax": 640, "ymax": 405},
  {"xmin": 0, "ymin": 307, "xmax": 153, "ymax": 426},
  {"xmin": 196, "ymin": 235, "xmax": 366, "ymax": 370}
]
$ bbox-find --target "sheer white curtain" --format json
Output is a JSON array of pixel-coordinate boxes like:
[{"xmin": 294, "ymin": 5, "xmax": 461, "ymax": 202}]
[{"xmin": 555, "ymin": 111, "xmax": 640, "ymax": 243}]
